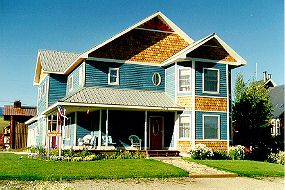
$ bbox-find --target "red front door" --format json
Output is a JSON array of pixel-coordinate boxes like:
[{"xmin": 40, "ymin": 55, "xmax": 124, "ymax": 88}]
[{"xmin": 149, "ymin": 116, "xmax": 163, "ymax": 150}]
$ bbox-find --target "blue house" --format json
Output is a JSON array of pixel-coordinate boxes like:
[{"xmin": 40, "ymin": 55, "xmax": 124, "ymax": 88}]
[{"xmin": 26, "ymin": 12, "xmax": 246, "ymax": 153}]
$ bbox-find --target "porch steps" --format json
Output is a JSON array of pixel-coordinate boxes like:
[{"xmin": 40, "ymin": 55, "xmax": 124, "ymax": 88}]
[{"xmin": 146, "ymin": 150, "xmax": 180, "ymax": 157}]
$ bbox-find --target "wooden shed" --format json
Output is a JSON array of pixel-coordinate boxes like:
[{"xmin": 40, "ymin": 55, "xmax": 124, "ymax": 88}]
[{"xmin": 3, "ymin": 101, "xmax": 36, "ymax": 149}]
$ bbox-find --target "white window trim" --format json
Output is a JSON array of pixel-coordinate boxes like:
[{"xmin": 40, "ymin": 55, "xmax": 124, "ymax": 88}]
[
  {"xmin": 202, "ymin": 68, "xmax": 220, "ymax": 94},
  {"xmin": 68, "ymin": 75, "xmax": 73, "ymax": 92},
  {"xmin": 178, "ymin": 67, "xmax": 191, "ymax": 93},
  {"xmin": 108, "ymin": 67, "xmax": 119, "ymax": 85},
  {"xmin": 202, "ymin": 114, "xmax": 220, "ymax": 140},
  {"xmin": 79, "ymin": 66, "xmax": 83, "ymax": 87},
  {"xmin": 178, "ymin": 114, "xmax": 191, "ymax": 140},
  {"xmin": 152, "ymin": 72, "xmax": 161, "ymax": 86}
]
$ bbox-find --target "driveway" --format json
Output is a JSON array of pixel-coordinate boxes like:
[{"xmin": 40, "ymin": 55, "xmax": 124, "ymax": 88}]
[{"xmin": 1, "ymin": 177, "xmax": 284, "ymax": 190}]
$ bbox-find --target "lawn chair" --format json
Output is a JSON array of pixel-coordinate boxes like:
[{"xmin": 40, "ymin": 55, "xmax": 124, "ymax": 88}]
[{"xmin": 128, "ymin": 135, "xmax": 142, "ymax": 150}]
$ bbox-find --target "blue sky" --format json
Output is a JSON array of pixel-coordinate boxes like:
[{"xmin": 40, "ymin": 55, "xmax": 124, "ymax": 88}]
[{"xmin": 0, "ymin": 0, "xmax": 284, "ymax": 107}]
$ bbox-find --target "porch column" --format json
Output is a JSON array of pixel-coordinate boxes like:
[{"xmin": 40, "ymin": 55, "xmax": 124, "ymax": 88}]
[
  {"xmin": 98, "ymin": 110, "xmax": 102, "ymax": 149},
  {"xmin": 105, "ymin": 109, "xmax": 109, "ymax": 147},
  {"xmin": 144, "ymin": 111, "xmax": 148, "ymax": 150}
]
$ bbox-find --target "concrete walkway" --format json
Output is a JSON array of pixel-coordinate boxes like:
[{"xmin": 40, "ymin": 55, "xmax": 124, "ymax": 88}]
[{"xmin": 152, "ymin": 157, "xmax": 238, "ymax": 178}]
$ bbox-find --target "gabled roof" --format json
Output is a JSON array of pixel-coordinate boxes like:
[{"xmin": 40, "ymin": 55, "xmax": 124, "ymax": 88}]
[
  {"xmin": 269, "ymin": 85, "xmax": 284, "ymax": 118},
  {"xmin": 33, "ymin": 50, "xmax": 80, "ymax": 84},
  {"xmin": 3, "ymin": 105, "xmax": 37, "ymax": 117},
  {"xmin": 162, "ymin": 33, "xmax": 247, "ymax": 67},
  {"xmin": 63, "ymin": 11, "xmax": 193, "ymax": 73}
]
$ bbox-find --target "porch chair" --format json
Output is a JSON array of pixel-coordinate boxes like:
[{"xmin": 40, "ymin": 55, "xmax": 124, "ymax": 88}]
[{"xmin": 128, "ymin": 135, "xmax": 142, "ymax": 150}]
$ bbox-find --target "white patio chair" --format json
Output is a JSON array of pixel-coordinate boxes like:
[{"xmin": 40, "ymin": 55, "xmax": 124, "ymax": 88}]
[{"xmin": 128, "ymin": 135, "xmax": 142, "ymax": 150}]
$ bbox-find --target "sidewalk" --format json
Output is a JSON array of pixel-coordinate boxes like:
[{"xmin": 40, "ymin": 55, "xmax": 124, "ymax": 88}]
[{"xmin": 152, "ymin": 157, "xmax": 238, "ymax": 178}]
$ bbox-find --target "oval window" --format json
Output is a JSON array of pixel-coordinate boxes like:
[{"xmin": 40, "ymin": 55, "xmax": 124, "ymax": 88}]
[
  {"xmin": 152, "ymin": 73, "xmax": 161, "ymax": 86},
  {"xmin": 152, "ymin": 120, "xmax": 160, "ymax": 136}
]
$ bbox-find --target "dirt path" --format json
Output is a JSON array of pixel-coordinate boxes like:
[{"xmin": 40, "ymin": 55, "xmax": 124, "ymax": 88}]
[{"xmin": 0, "ymin": 177, "xmax": 284, "ymax": 190}]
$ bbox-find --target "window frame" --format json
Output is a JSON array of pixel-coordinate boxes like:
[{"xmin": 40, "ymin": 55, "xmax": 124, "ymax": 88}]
[
  {"xmin": 178, "ymin": 68, "xmax": 191, "ymax": 93},
  {"xmin": 202, "ymin": 114, "xmax": 220, "ymax": 140},
  {"xmin": 152, "ymin": 72, "xmax": 161, "ymax": 86},
  {"xmin": 178, "ymin": 114, "xmax": 191, "ymax": 140},
  {"xmin": 68, "ymin": 75, "xmax": 73, "ymax": 92},
  {"xmin": 108, "ymin": 67, "xmax": 120, "ymax": 85},
  {"xmin": 202, "ymin": 68, "xmax": 220, "ymax": 94}
]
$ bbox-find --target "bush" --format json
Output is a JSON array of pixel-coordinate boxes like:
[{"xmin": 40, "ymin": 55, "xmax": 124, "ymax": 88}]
[
  {"xmin": 212, "ymin": 151, "xmax": 229, "ymax": 160},
  {"xmin": 229, "ymin": 145, "xmax": 245, "ymax": 160},
  {"xmin": 267, "ymin": 151, "xmax": 285, "ymax": 165},
  {"xmin": 190, "ymin": 144, "xmax": 213, "ymax": 160}
]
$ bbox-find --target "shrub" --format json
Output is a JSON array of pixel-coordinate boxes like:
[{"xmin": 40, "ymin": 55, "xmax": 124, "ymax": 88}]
[
  {"xmin": 229, "ymin": 145, "xmax": 245, "ymax": 160},
  {"xmin": 267, "ymin": 151, "xmax": 285, "ymax": 165},
  {"xmin": 72, "ymin": 157, "xmax": 83, "ymax": 162},
  {"xmin": 211, "ymin": 151, "xmax": 229, "ymax": 160},
  {"xmin": 190, "ymin": 144, "xmax": 213, "ymax": 160},
  {"xmin": 83, "ymin": 154, "xmax": 97, "ymax": 161}
]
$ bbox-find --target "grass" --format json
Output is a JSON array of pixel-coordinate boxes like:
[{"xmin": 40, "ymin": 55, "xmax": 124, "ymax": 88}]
[
  {"xmin": 0, "ymin": 153, "xmax": 188, "ymax": 180},
  {"xmin": 184, "ymin": 158, "xmax": 284, "ymax": 177},
  {"xmin": 0, "ymin": 116, "xmax": 9, "ymax": 132}
]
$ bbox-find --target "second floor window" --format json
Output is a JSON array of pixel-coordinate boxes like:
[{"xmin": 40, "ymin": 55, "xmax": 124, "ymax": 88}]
[
  {"xmin": 179, "ymin": 68, "xmax": 191, "ymax": 92},
  {"xmin": 108, "ymin": 68, "xmax": 119, "ymax": 85},
  {"xmin": 203, "ymin": 68, "xmax": 219, "ymax": 93},
  {"xmin": 68, "ymin": 75, "xmax": 73, "ymax": 92}
]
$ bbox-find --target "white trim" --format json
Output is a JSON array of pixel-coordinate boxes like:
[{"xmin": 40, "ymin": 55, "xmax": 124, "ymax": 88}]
[
  {"xmin": 196, "ymin": 95, "xmax": 227, "ymax": 99},
  {"xmin": 152, "ymin": 72, "xmax": 162, "ymax": 86},
  {"xmin": 105, "ymin": 109, "xmax": 109, "ymax": 146},
  {"xmin": 186, "ymin": 57, "xmax": 237, "ymax": 65},
  {"xmin": 79, "ymin": 65, "xmax": 84, "ymax": 87},
  {"xmin": 74, "ymin": 112, "xmax": 77, "ymax": 146},
  {"xmin": 177, "ymin": 114, "xmax": 191, "ymax": 140},
  {"xmin": 108, "ymin": 67, "xmax": 120, "ymax": 85},
  {"xmin": 177, "ymin": 67, "xmax": 191, "ymax": 93},
  {"xmin": 135, "ymin": 27, "xmax": 174, "ymax": 34},
  {"xmin": 67, "ymin": 75, "xmax": 74, "ymax": 93},
  {"xmin": 83, "ymin": 62, "xmax": 86, "ymax": 87},
  {"xmin": 202, "ymin": 114, "xmax": 220, "ymax": 140},
  {"xmin": 174, "ymin": 111, "xmax": 178, "ymax": 149},
  {"xmin": 144, "ymin": 111, "xmax": 148, "ymax": 150},
  {"xmin": 195, "ymin": 110, "xmax": 227, "ymax": 113},
  {"xmin": 202, "ymin": 67, "xmax": 220, "ymax": 94},
  {"xmin": 226, "ymin": 64, "xmax": 230, "ymax": 152},
  {"xmin": 45, "ymin": 76, "xmax": 50, "ymax": 109},
  {"xmin": 98, "ymin": 110, "xmax": 102, "ymax": 148},
  {"xmin": 191, "ymin": 61, "xmax": 196, "ymax": 148},
  {"xmin": 174, "ymin": 62, "xmax": 178, "ymax": 100}
]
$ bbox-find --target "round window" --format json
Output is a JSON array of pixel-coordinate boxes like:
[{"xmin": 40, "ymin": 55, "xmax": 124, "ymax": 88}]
[{"xmin": 152, "ymin": 73, "xmax": 161, "ymax": 86}]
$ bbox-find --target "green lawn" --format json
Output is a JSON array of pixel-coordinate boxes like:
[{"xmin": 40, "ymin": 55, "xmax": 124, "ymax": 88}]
[
  {"xmin": 184, "ymin": 158, "xmax": 284, "ymax": 177},
  {"xmin": 0, "ymin": 153, "xmax": 188, "ymax": 180}
]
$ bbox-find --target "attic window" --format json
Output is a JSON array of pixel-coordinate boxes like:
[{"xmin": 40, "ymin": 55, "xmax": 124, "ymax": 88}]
[
  {"xmin": 152, "ymin": 73, "xmax": 161, "ymax": 86},
  {"xmin": 108, "ymin": 68, "xmax": 119, "ymax": 85}
]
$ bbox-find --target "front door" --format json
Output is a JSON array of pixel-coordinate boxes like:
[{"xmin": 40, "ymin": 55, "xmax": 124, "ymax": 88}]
[{"xmin": 149, "ymin": 116, "xmax": 163, "ymax": 150}]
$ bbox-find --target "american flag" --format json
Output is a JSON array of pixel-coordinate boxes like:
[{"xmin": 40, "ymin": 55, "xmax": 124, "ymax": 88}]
[{"xmin": 57, "ymin": 105, "xmax": 67, "ymax": 119}]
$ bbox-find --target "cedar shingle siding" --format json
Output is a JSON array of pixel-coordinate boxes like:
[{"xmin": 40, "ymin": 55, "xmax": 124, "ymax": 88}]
[{"xmin": 89, "ymin": 29, "xmax": 189, "ymax": 63}]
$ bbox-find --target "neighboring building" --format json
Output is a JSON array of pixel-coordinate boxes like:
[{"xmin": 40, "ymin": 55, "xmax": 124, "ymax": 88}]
[
  {"xmin": 269, "ymin": 85, "xmax": 284, "ymax": 137},
  {"xmin": 26, "ymin": 12, "xmax": 246, "ymax": 153},
  {"xmin": 3, "ymin": 101, "xmax": 36, "ymax": 149}
]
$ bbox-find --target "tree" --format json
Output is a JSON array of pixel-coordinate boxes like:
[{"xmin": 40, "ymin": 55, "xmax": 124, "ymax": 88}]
[{"xmin": 232, "ymin": 74, "xmax": 273, "ymax": 160}]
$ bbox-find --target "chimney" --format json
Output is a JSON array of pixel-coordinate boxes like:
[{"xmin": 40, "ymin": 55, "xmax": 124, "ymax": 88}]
[
  {"xmin": 263, "ymin": 71, "xmax": 267, "ymax": 82},
  {"xmin": 14, "ymin": 100, "xmax": 21, "ymax": 108}
]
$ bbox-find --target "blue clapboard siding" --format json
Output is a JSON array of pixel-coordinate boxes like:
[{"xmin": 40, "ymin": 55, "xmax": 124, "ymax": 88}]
[
  {"xmin": 76, "ymin": 124, "xmax": 92, "ymax": 143},
  {"xmin": 195, "ymin": 111, "xmax": 227, "ymax": 140},
  {"xmin": 48, "ymin": 74, "xmax": 67, "ymax": 106},
  {"xmin": 66, "ymin": 64, "xmax": 83, "ymax": 95},
  {"xmin": 195, "ymin": 62, "xmax": 227, "ymax": 97},
  {"xmin": 165, "ymin": 65, "xmax": 175, "ymax": 100},
  {"xmin": 37, "ymin": 76, "xmax": 49, "ymax": 114},
  {"xmin": 85, "ymin": 61, "xmax": 164, "ymax": 91}
]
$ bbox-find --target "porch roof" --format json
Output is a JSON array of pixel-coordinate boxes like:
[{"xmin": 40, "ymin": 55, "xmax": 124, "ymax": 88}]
[{"xmin": 48, "ymin": 87, "xmax": 183, "ymax": 113}]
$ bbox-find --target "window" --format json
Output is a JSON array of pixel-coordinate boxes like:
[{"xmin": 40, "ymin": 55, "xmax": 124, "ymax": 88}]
[
  {"xmin": 179, "ymin": 68, "xmax": 191, "ymax": 92},
  {"xmin": 68, "ymin": 75, "xmax": 73, "ymax": 92},
  {"xmin": 108, "ymin": 68, "xmax": 119, "ymax": 85},
  {"xmin": 179, "ymin": 115, "xmax": 190, "ymax": 138},
  {"xmin": 152, "ymin": 73, "xmax": 161, "ymax": 86},
  {"xmin": 79, "ymin": 66, "xmax": 84, "ymax": 86},
  {"xmin": 203, "ymin": 68, "xmax": 219, "ymax": 93},
  {"xmin": 203, "ymin": 115, "xmax": 220, "ymax": 139}
]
